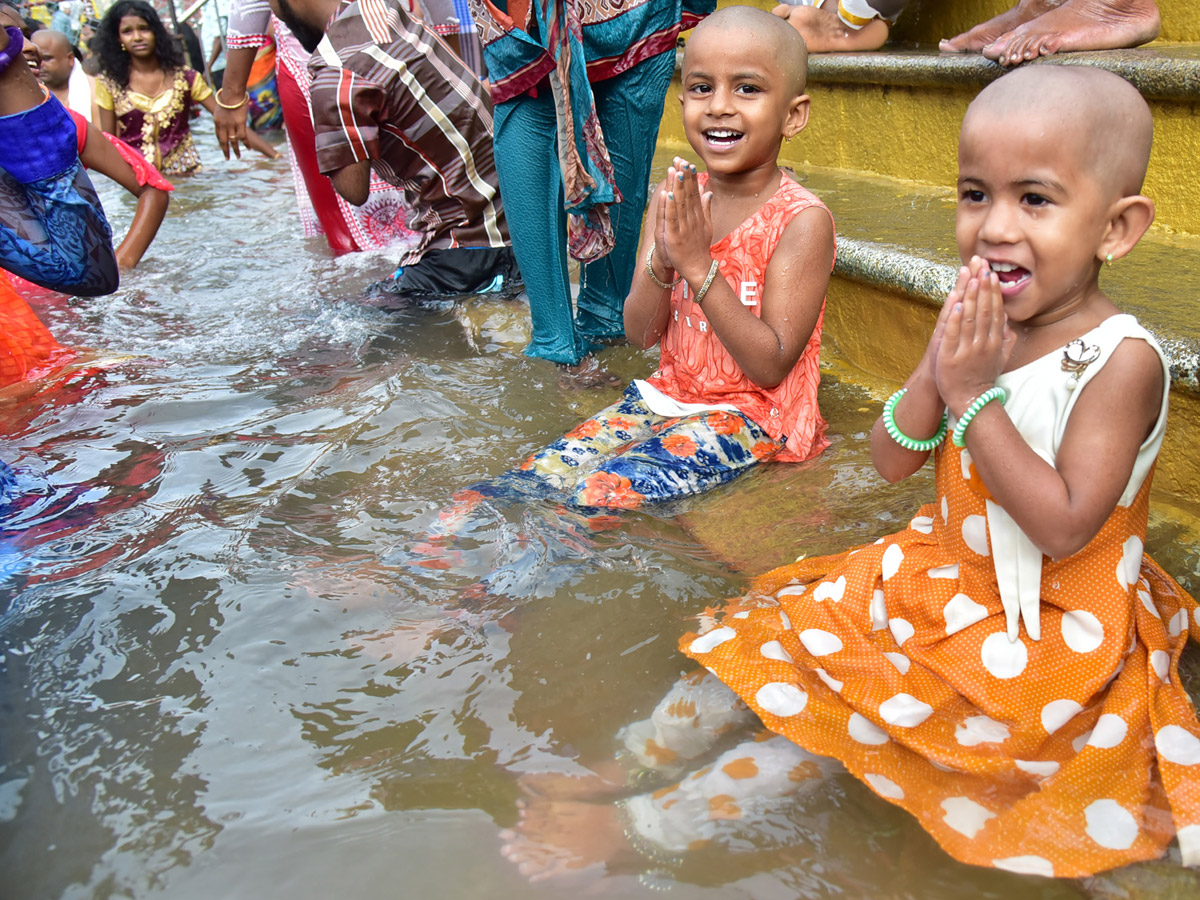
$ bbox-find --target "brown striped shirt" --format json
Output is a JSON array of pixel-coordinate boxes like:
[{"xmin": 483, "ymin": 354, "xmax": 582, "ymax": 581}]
[{"xmin": 308, "ymin": 0, "xmax": 509, "ymax": 265}]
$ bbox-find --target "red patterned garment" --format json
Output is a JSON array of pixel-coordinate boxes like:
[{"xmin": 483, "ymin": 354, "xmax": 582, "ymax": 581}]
[{"xmin": 645, "ymin": 173, "xmax": 834, "ymax": 463}]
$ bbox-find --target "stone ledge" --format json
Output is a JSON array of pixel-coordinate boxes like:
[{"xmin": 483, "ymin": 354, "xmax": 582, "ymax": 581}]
[
  {"xmin": 807, "ymin": 44, "xmax": 1200, "ymax": 102},
  {"xmin": 834, "ymin": 237, "xmax": 1200, "ymax": 396}
]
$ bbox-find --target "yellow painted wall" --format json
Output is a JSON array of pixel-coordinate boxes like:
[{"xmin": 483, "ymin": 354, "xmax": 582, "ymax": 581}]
[{"xmin": 791, "ymin": 84, "xmax": 1200, "ymax": 237}]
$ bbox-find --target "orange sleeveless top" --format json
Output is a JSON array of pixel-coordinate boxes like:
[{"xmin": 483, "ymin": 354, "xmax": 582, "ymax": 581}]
[{"xmin": 644, "ymin": 174, "xmax": 833, "ymax": 462}]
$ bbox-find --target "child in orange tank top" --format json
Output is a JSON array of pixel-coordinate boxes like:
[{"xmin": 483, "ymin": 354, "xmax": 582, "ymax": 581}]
[{"xmin": 492, "ymin": 5, "xmax": 835, "ymax": 510}]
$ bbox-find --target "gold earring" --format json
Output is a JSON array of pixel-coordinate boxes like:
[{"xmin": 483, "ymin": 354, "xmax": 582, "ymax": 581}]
[
  {"xmin": 1105, "ymin": 253, "xmax": 1114, "ymax": 267},
  {"xmin": 784, "ymin": 134, "xmax": 792, "ymax": 143}
]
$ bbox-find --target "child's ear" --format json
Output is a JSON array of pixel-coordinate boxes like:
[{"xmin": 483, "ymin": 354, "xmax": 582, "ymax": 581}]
[
  {"xmin": 783, "ymin": 93, "xmax": 811, "ymax": 141},
  {"xmin": 1098, "ymin": 194, "xmax": 1155, "ymax": 264}
]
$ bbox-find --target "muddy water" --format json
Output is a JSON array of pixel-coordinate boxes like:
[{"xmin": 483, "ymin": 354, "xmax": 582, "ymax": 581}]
[{"xmin": 1, "ymin": 130, "xmax": 1196, "ymax": 900}]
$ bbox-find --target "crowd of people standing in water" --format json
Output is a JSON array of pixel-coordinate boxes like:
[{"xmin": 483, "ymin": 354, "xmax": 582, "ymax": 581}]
[{"xmin": 3, "ymin": 0, "xmax": 1200, "ymax": 888}]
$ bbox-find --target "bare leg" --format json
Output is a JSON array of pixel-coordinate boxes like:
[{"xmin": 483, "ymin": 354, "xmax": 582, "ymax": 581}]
[
  {"xmin": 984, "ymin": 0, "xmax": 1161, "ymax": 66},
  {"xmin": 500, "ymin": 799, "xmax": 633, "ymax": 884},
  {"xmin": 772, "ymin": 4, "xmax": 891, "ymax": 53},
  {"xmin": 499, "ymin": 734, "xmax": 840, "ymax": 883},
  {"xmin": 939, "ymin": 0, "xmax": 1060, "ymax": 53}
]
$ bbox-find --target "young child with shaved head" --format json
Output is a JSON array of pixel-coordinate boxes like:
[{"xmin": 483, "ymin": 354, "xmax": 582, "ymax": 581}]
[
  {"xmin": 475, "ymin": 4, "xmax": 835, "ymax": 510},
  {"xmin": 501, "ymin": 65, "xmax": 1200, "ymax": 882}
]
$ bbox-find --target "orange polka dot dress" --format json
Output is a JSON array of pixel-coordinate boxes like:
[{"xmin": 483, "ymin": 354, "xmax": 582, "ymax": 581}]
[{"xmin": 682, "ymin": 316, "xmax": 1200, "ymax": 877}]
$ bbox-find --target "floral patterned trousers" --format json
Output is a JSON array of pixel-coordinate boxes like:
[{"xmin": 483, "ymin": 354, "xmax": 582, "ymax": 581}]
[{"xmin": 510, "ymin": 383, "xmax": 782, "ymax": 509}]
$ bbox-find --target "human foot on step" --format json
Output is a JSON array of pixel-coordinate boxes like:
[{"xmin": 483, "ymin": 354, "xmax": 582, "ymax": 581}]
[
  {"xmin": 982, "ymin": 0, "xmax": 1160, "ymax": 65},
  {"xmin": 939, "ymin": 0, "xmax": 1055, "ymax": 52}
]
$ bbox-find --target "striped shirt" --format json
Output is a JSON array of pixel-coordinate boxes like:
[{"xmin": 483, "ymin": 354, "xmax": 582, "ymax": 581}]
[{"xmin": 308, "ymin": 0, "xmax": 508, "ymax": 263}]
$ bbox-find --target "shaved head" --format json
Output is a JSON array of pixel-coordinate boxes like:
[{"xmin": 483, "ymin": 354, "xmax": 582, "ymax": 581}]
[
  {"xmin": 32, "ymin": 29, "xmax": 75, "ymax": 89},
  {"xmin": 689, "ymin": 4, "xmax": 808, "ymax": 95},
  {"xmin": 32, "ymin": 28, "xmax": 72, "ymax": 55},
  {"xmin": 964, "ymin": 66, "xmax": 1153, "ymax": 197}
]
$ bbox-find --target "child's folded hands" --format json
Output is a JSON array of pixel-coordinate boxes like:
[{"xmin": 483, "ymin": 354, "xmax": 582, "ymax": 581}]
[
  {"xmin": 935, "ymin": 255, "xmax": 1018, "ymax": 415},
  {"xmin": 658, "ymin": 156, "xmax": 715, "ymax": 286}
]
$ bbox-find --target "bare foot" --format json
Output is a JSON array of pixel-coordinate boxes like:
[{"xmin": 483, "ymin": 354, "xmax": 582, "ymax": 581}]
[
  {"xmin": 499, "ymin": 798, "xmax": 632, "ymax": 883},
  {"xmin": 557, "ymin": 356, "xmax": 622, "ymax": 390},
  {"xmin": 984, "ymin": 0, "xmax": 1160, "ymax": 65},
  {"xmin": 939, "ymin": 0, "xmax": 1057, "ymax": 52}
]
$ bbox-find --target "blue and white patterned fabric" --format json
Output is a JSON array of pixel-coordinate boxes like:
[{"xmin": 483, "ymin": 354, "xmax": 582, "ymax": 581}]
[{"xmin": 0, "ymin": 96, "xmax": 118, "ymax": 296}]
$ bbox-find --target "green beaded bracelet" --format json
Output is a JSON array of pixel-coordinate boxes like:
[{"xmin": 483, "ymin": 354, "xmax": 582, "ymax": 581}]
[
  {"xmin": 951, "ymin": 385, "xmax": 1007, "ymax": 447},
  {"xmin": 882, "ymin": 388, "xmax": 948, "ymax": 452}
]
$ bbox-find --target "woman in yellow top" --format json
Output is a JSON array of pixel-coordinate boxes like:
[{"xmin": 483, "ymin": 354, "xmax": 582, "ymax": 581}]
[{"xmin": 94, "ymin": 0, "xmax": 276, "ymax": 175}]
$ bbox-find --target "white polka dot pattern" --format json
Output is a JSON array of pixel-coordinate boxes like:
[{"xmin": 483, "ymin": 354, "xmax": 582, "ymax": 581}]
[
  {"xmin": 1087, "ymin": 715, "xmax": 1128, "ymax": 750},
  {"xmin": 847, "ymin": 713, "xmax": 888, "ymax": 745},
  {"xmin": 889, "ymin": 618, "xmax": 914, "ymax": 647},
  {"xmin": 799, "ymin": 629, "xmax": 842, "ymax": 657},
  {"xmin": 962, "ymin": 515, "xmax": 990, "ymax": 557},
  {"xmin": 1084, "ymin": 799, "xmax": 1138, "ymax": 850},
  {"xmin": 689, "ymin": 627, "xmax": 736, "ymax": 654},
  {"xmin": 755, "ymin": 682, "xmax": 808, "ymax": 717},
  {"xmin": 812, "ymin": 576, "xmax": 846, "ymax": 602},
  {"xmin": 865, "ymin": 773, "xmax": 904, "ymax": 800},
  {"xmin": 944, "ymin": 593, "xmax": 988, "ymax": 635},
  {"xmin": 1155, "ymin": 725, "xmax": 1200, "ymax": 765},
  {"xmin": 981, "ymin": 632, "xmax": 1027, "ymax": 679},
  {"xmin": 956, "ymin": 715, "xmax": 1010, "ymax": 747},
  {"xmin": 1041, "ymin": 699, "xmax": 1083, "ymax": 734},
  {"xmin": 882, "ymin": 544, "xmax": 904, "ymax": 580},
  {"xmin": 942, "ymin": 797, "xmax": 995, "ymax": 838},
  {"xmin": 760, "ymin": 640, "xmax": 792, "ymax": 663},
  {"xmin": 1061, "ymin": 609, "xmax": 1104, "ymax": 653},
  {"xmin": 993, "ymin": 856, "xmax": 1054, "ymax": 877},
  {"xmin": 879, "ymin": 694, "xmax": 933, "ymax": 727}
]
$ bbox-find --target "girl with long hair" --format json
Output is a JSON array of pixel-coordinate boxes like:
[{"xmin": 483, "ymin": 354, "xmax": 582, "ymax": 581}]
[{"xmin": 94, "ymin": 0, "xmax": 274, "ymax": 174}]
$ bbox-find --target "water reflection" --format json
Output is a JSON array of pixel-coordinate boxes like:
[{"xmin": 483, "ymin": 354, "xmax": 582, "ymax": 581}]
[{"xmin": 0, "ymin": 130, "xmax": 1196, "ymax": 900}]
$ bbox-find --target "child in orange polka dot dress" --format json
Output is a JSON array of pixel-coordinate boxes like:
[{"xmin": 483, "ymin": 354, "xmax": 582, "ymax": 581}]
[{"xmin": 500, "ymin": 66, "xmax": 1200, "ymax": 882}]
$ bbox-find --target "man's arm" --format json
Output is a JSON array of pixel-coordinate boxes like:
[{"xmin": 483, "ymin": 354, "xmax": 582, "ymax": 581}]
[
  {"xmin": 308, "ymin": 52, "xmax": 386, "ymax": 203},
  {"xmin": 329, "ymin": 160, "xmax": 370, "ymax": 206}
]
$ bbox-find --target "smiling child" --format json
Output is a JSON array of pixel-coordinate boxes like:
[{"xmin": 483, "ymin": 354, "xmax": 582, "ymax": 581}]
[
  {"xmin": 488, "ymin": 4, "xmax": 835, "ymax": 510},
  {"xmin": 501, "ymin": 64, "xmax": 1200, "ymax": 882}
]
